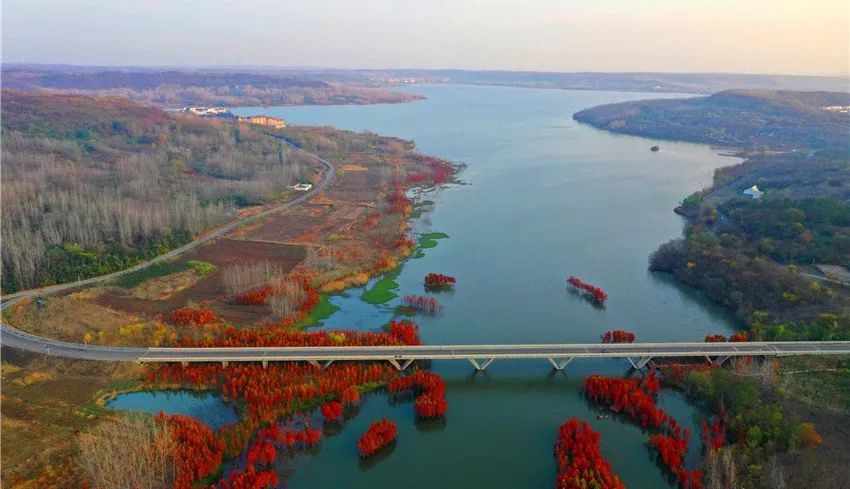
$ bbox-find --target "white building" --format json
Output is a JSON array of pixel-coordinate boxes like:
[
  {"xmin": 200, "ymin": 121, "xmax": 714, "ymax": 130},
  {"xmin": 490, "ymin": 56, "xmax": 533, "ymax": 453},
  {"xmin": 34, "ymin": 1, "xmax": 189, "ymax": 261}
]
[
  {"xmin": 743, "ymin": 185, "xmax": 764, "ymax": 199},
  {"xmin": 181, "ymin": 106, "xmax": 229, "ymax": 117}
]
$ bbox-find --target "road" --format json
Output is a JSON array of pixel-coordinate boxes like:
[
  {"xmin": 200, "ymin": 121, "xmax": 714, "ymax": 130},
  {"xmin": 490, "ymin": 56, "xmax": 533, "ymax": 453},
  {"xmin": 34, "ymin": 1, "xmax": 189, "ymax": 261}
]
[
  {"xmin": 1, "ymin": 318, "xmax": 847, "ymax": 367},
  {"xmin": 0, "ymin": 137, "xmax": 335, "ymax": 306}
]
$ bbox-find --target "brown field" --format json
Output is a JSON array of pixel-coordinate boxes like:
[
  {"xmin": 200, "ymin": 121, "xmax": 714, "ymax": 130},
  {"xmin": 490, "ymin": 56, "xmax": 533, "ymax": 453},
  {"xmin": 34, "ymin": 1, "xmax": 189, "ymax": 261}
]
[
  {"xmin": 1, "ymin": 349, "xmax": 142, "ymax": 488},
  {"xmin": 95, "ymin": 240, "xmax": 308, "ymax": 325}
]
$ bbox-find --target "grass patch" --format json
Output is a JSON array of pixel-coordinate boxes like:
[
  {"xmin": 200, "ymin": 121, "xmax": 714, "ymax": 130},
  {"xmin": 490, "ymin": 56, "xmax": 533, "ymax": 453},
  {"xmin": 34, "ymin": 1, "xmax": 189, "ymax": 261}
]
[
  {"xmin": 778, "ymin": 356, "xmax": 850, "ymax": 411},
  {"xmin": 114, "ymin": 261, "xmax": 188, "ymax": 288},
  {"xmin": 186, "ymin": 260, "xmax": 216, "ymax": 277},
  {"xmin": 131, "ymin": 269, "xmax": 197, "ymax": 300},
  {"xmin": 1, "ymin": 362, "xmax": 23, "ymax": 378},
  {"xmin": 418, "ymin": 232, "xmax": 449, "ymax": 249},
  {"xmin": 11, "ymin": 372, "xmax": 51, "ymax": 387},
  {"xmin": 115, "ymin": 259, "xmax": 214, "ymax": 295},
  {"xmin": 361, "ymin": 274, "xmax": 400, "ymax": 304},
  {"xmin": 297, "ymin": 294, "xmax": 340, "ymax": 327}
]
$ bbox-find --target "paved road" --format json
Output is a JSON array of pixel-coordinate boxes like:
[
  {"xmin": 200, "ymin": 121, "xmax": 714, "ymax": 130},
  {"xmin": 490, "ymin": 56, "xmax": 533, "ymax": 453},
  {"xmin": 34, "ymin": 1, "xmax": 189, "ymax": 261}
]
[
  {"xmin": 0, "ymin": 137, "xmax": 334, "ymax": 305},
  {"xmin": 2, "ymin": 318, "xmax": 847, "ymax": 364}
]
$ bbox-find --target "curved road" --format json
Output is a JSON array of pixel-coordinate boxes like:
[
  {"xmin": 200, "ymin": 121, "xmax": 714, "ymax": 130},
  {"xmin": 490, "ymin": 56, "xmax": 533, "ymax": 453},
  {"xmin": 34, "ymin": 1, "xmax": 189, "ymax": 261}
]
[{"xmin": 0, "ymin": 137, "xmax": 336, "ymax": 357}]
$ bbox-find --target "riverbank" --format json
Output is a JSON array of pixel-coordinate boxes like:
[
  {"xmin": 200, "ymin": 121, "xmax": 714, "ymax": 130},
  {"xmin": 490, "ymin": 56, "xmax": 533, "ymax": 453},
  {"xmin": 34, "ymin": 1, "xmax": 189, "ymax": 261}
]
[
  {"xmin": 2, "ymin": 125, "xmax": 456, "ymax": 345},
  {"xmin": 575, "ymin": 90, "xmax": 850, "ymax": 487},
  {"xmin": 0, "ymin": 123, "xmax": 460, "ymax": 487}
]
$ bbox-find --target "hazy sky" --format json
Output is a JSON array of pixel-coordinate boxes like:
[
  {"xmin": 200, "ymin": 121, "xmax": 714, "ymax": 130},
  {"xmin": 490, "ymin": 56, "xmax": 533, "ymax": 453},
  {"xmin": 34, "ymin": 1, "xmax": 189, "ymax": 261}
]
[{"xmin": 3, "ymin": 0, "xmax": 848, "ymax": 76}]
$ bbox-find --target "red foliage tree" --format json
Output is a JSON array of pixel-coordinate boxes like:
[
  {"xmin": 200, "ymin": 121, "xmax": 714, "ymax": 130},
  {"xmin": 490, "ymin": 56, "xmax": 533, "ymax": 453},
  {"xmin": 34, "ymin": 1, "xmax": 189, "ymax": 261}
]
[
  {"xmin": 155, "ymin": 413, "xmax": 225, "ymax": 489},
  {"xmin": 601, "ymin": 330, "xmax": 636, "ymax": 343},
  {"xmin": 424, "ymin": 273, "xmax": 456, "ymax": 289},
  {"xmin": 703, "ymin": 334, "xmax": 726, "ymax": 343},
  {"xmin": 170, "ymin": 306, "xmax": 217, "ymax": 326},
  {"xmin": 340, "ymin": 386, "xmax": 361, "ymax": 406},
  {"xmin": 357, "ymin": 419, "xmax": 398, "ymax": 458},
  {"xmin": 701, "ymin": 417, "xmax": 725, "ymax": 452},
  {"xmin": 567, "ymin": 276, "xmax": 608, "ymax": 303},
  {"xmin": 386, "ymin": 181, "xmax": 412, "ymax": 214},
  {"xmin": 389, "ymin": 319, "xmax": 421, "ymax": 345},
  {"xmin": 583, "ymin": 374, "xmax": 676, "ymax": 430},
  {"xmin": 728, "ymin": 332, "xmax": 748, "ymax": 342},
  {"xmin": 401, "ymin": 295, "xmax": 443, "ymax": 315},
  {"xmin": 649, "ymin": 434, "xmax": 703, "ymax": 489},
  {"xmin": 321, "ymin": 401, "xmax": 343, "ymax": 421},
  {"xmin": 219, "ymin": 425, "xmax": 285, "ymax": 489},
  {"xmin": 554, "ymin": 417, "xmax": 625, "ymax": 489},
  {"xmin": 583, "ymin": 374, "xmax": 701, "ymax": 489},
  {"xmin": 388, "ymin": 370, "xmax": 447, "ymax": 419}
]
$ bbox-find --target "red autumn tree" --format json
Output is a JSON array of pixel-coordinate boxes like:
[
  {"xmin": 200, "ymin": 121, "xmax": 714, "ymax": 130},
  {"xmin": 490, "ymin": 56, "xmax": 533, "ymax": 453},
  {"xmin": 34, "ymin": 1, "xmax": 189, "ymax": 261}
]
[
  {"xmin": 357, "ymin": 419, "xmax": 398, "ymax": 458},
  {"xmin": 601, "ymin": 330, "xmax": 636, "ymax": 343},
  {"xmin": 567, "ymin": 276, "xmax": 608, "ymax": 303},
  {"xmin": 554, "ymin": 417, "xmax": 625, "ymax": 489}
]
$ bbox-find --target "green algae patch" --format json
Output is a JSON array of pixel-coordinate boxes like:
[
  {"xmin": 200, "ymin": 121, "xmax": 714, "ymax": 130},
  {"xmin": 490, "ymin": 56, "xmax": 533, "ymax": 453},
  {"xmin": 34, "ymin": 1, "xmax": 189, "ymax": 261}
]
[
  {"xmin": 297, "ymin": 294, "xmax": 340, "ymax": 327},
  {"xmin": 418, "ymin": 232, "xmax": 449, "ymax": 249},
  {"xmin": 361, "ymin": 274, "xmax": 400, "ymax": 304}
]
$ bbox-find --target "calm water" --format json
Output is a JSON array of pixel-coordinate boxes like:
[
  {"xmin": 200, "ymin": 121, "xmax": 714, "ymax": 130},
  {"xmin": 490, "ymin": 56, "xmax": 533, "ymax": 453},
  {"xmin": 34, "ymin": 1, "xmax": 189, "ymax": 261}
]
[
  {"xmin": 237, "ymin": 85, "xmax": 742, "ymax": 488},
  {"xmin": 106, "ymin": 390, "xmax": 238, "ymax": 429}
]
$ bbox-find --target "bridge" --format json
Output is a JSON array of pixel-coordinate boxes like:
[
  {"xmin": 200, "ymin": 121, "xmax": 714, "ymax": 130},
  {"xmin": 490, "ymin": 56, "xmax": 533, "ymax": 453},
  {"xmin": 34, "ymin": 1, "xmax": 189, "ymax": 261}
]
[{"xmin": 2, "ymin": 323, "xmax": 848, "ymax": 371}]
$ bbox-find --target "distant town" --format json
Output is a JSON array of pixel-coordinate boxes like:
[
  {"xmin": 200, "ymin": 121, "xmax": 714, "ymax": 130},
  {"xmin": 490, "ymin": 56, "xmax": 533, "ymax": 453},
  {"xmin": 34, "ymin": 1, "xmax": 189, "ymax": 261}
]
[{"xmin": 178, "ymin": 106, "xmax": 286, "ymax": 128}]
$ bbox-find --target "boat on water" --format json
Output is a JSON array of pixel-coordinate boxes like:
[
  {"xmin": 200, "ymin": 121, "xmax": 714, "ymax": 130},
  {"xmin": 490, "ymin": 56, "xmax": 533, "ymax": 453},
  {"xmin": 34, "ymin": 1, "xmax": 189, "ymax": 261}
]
[
  {"xmin": 597, "ymin": 413, "xmax": 610, "ymax": 420},
  {"xmin": 650, "ymin": 145, "xmax": 660, "ymax": 152}
]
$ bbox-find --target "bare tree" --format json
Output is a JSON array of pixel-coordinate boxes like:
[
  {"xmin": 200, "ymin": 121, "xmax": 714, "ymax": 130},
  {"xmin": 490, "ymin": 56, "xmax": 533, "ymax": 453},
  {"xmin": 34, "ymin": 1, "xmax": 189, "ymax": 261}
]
[
  {"xmin": 77, "ymin": 415, "xmax": 175, "ymax": 489},
  {"xmin": 267, "ymin": 280, "xmax": 308, "ymax": 320},
  {"xmin": 764, "ymin": 455, "xmax": 788, "ymax": 489},
  {"xmin": 704, "ymin": 447, "xmax": 742, "ymax": 489},
  {"xmin": 221, "ymin": 261, "xmax": 284, "ymax": 296},
  {"xmin": 1, "ymin": 105, "xmax": 308, "ymax": 291}
]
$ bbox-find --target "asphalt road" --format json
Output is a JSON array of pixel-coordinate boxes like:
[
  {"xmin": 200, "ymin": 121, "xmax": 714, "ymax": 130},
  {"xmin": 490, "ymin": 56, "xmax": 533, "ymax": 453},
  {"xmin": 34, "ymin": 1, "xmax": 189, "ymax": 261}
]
[{"xmin": 2, "ymin": 318, "xmax": 847, "ymax": 363}]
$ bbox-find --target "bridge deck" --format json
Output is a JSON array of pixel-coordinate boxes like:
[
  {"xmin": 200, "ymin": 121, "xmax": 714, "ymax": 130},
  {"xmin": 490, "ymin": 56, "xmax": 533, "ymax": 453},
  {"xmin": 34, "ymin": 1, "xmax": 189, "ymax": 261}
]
[{"xmin": 2, "ymin": 322, "xmax": 848, "ymax": 367}]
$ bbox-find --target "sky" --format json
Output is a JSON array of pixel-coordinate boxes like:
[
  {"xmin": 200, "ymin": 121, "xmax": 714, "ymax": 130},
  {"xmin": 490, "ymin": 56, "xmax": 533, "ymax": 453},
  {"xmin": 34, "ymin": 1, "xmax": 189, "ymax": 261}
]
[{"xmin": 2, "ymin": 0, "xmax": 848, "ymax": 76}]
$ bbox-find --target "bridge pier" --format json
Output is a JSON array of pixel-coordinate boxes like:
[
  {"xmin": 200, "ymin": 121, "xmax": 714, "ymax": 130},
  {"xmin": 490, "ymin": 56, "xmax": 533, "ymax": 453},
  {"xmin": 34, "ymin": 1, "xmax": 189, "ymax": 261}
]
[
  {"xmin": 323, "ymin": 360, "xmax": 334, "ymax": 369},
  {"xmin": 388, "ymin": 359, "xmax": 415, "ymax": 371},
  {"xmin": 181, "ymin": 361, "xmax": 188, "ymax": 367},
  {"xmin": 221, "ymin": 361, "xmax": 228, "ymax": 368},
  {"xmin": 262, "ymin": 360, "xmax": 268, "ymax": 369},
  {"xmin": 706, "ymin": 355, "xmax": 731, "ymax": 366},
  {"xmin": 309, "ymin": 360, "xmax": 321, "ymax": 368},
  {"xmin": 547, "ymin": 357, "xmax": 573, "ymax": 370},
  {"xmin": 469, "ymin": 358, "xmax": 494, "ymax": 371},
  {"xmin": 627, "ymin": 357, "xmax": 653, "ymax": 370}
]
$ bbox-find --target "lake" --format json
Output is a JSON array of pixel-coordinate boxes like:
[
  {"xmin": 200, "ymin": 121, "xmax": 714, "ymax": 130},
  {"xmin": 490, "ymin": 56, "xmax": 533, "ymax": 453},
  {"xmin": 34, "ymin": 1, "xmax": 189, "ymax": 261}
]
[
  {"xmin": 237, "ymin": 85, "xmax": 741, "ymax": 487},
  {"xmin": 106, "ymin": 390, "xmax": 238, "ymax": 429}
]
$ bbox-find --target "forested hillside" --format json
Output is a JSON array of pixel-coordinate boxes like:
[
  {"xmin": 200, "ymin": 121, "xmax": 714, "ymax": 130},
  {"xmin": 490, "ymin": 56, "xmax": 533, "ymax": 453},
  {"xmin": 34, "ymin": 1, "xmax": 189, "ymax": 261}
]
[
  {"xmin": 574, "ymin": 89, "xmax": 850, "ymax": 151},
  {"xmin": 1, "ymin": 90, "xmax": 312, "ymax": 292},
  {"xmin": 2, "ymin": 68, "xmax": 423, "ymax": 108},
  {"xmin": 607, "ymin": 88, "xmax": 850, "ymax": 338}
]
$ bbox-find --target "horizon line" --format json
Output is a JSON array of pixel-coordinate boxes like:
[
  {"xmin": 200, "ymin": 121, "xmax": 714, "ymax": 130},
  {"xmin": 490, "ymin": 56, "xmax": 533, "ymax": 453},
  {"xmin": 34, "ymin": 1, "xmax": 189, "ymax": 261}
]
[{"xmin": 2, "ymin": 62, "xmax": 848, "ymax": 79}]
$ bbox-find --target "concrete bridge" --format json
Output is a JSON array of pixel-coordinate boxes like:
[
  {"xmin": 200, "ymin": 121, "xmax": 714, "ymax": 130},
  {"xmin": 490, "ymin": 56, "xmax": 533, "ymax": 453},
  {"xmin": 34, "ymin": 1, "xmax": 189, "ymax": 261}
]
[{"xmin": 2, "ymin": 323, "xmax": 847, "ymax": 371}]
